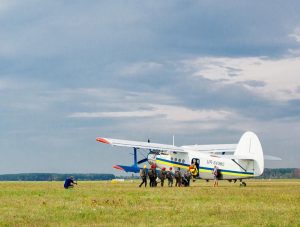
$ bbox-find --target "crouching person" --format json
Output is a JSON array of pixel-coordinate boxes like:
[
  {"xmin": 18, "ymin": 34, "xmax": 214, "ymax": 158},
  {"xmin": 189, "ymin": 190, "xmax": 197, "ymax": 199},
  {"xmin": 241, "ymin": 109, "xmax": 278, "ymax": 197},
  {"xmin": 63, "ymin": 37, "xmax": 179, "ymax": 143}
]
[{"xmin": 64, "ymin": 176, "xmax": 77, "ymax": 189}]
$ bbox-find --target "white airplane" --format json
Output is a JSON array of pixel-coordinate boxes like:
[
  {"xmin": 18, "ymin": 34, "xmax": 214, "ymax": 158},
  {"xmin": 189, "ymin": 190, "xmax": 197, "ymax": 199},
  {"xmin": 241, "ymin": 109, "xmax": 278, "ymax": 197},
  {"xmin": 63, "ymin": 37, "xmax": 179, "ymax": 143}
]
[{"xmin": 96, "ymin": 131, "xmax": 281, "ymax": 186}]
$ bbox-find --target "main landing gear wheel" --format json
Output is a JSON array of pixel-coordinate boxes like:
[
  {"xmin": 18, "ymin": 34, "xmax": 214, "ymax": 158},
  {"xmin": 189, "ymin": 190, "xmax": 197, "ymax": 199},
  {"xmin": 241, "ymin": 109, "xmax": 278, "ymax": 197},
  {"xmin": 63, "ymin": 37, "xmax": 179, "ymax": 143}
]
[{"xmin": 240, "ymin": 181, "xmax": 247, "ymax": 187}]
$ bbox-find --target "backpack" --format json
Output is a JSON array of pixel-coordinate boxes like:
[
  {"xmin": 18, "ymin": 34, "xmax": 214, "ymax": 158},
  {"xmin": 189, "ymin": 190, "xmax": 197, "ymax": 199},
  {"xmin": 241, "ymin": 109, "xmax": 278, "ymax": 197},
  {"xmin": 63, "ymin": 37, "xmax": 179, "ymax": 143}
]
[
  {"xmin": 213, "ymin": 168, "xmax": 219, "ymax": 177},
  {"xmin": 166, "ymin": 171, "xmax": 172, "ymax": 179},
  {"xmin": 153, "ymin": 170, "xmax": 157, "ymax": 178},
  {"xmin": 160, "ymin": 170, "xmax": 166, "ymax": 179},
  {"xmin": 140, "ymin": 169, "xmax": 146, "ymax": 177},
  {"xmin": 148, "ymin": 169, "xmax": 154, "ymax": 178}
]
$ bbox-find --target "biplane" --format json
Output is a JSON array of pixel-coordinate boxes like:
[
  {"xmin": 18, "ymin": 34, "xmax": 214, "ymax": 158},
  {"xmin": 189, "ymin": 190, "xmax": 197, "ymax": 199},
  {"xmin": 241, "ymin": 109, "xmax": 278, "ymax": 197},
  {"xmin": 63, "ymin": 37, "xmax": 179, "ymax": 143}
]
[{"xmin": 96, "ymin": 131, "xmax": 280, "ymax": 186}]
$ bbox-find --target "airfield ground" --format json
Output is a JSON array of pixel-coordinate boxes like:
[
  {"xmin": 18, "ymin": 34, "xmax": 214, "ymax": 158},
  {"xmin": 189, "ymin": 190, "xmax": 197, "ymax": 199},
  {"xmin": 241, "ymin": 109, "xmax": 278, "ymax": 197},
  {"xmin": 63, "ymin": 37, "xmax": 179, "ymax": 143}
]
[{"xmin": 0, "ymin": 179, "xmax": 299, "ymax": 226}]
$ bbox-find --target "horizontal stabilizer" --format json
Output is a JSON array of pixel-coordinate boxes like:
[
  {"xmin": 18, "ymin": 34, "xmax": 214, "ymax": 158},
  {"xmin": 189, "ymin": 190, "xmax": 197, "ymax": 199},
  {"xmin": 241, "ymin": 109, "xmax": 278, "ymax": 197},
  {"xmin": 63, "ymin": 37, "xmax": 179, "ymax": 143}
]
[
  {"xmin": 264, "ymin": 155, "xmax": 282, "ymax": 161},
  {"xmin": 113, "ymin": 165, "xmax": 140, "ymax": 173}
]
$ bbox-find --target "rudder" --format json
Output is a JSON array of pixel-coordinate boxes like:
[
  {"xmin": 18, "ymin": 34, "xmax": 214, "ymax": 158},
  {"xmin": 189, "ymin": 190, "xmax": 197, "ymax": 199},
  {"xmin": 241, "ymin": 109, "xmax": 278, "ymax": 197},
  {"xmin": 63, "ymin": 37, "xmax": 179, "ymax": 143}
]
[{"xmin": 234, "ymin": 131, "xmax": 264, "ymax": 176}]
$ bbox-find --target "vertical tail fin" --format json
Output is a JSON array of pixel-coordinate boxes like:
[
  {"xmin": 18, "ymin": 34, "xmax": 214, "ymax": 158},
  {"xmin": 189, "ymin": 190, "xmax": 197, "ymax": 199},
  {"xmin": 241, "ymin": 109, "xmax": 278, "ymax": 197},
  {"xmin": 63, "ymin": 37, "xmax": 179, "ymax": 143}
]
[{"xmin": 234, "ymin": 131, "xmax": 264, "ymax": 176}]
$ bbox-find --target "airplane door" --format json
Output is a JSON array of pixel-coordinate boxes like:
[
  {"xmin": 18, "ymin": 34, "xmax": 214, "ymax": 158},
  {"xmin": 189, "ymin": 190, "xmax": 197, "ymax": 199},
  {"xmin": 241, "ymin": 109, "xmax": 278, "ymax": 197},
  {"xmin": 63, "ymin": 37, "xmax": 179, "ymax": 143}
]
[{"xmin": 191, "ymin": 158, "xmax": 200, "ymax": 177}]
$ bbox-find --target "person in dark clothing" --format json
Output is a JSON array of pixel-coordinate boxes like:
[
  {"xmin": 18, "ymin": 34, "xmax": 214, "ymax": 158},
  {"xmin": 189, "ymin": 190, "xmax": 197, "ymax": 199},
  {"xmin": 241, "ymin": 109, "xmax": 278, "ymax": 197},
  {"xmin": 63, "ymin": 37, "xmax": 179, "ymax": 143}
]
[
  {"xmin": 148, "ymin": 167, "xmax": 154, "ymax": 187},
  {"xmin": 182, "ymin": 176, "xmax": 188, "ymax": 186},
  {"xmin": 166, "ymin": 167, "xmax": 174, "ymax": 187},
  {"xmin": 148, "ymin": 164, "xmax": 157, "ymax": 187},
  {"xmin": 183, "ymin": 170, "xmax": 192, "ymax": 186},
  {"xmin": 175, "ymin": 168, "xmax": 182, "ymax": 187},
  {"xmin": 159, "ymin": 167, "xmax": 167, "ymax": 187},
  {"xmin": 139, "ymin": 165, "xmax": 147, "ymax": 187},
  {"xmin": 64, "ymin": 176, "xmax": 77, "ymax": 189},
  {"xmin": 152, "ymin": 165, "xmax": 157, "ymax": 187},
  {"xmin": 195, "ymin": 160, "xmax": 200, "ymax": 177}
]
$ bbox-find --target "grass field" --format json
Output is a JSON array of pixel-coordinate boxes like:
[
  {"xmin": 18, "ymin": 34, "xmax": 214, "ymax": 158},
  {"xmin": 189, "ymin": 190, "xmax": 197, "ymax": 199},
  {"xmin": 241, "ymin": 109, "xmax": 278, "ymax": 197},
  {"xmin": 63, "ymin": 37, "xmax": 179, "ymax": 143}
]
[{"xmin": 0, "ymin": 179, "xmax": 299, "ymax": 226}]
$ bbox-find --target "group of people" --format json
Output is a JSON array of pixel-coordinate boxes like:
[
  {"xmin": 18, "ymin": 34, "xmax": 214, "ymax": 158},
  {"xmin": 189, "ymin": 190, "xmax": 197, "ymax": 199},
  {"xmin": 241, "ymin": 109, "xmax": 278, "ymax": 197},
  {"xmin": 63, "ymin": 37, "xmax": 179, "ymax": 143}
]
[
  {"xmin": 63, "ymin": 164, "xmax": 220, "ymax": 189},
  {"xmin": 139, "ymin": 162, "xmax": 206, "ymax": 188}
]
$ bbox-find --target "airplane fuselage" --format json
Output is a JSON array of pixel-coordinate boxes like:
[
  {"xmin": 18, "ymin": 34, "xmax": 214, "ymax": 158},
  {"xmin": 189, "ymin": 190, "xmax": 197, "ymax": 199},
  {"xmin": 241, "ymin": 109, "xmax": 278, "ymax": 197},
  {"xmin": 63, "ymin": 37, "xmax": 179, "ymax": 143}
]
[{"xmin": 150, "ymin": 150, "xmax": 256, "ymax": 180}]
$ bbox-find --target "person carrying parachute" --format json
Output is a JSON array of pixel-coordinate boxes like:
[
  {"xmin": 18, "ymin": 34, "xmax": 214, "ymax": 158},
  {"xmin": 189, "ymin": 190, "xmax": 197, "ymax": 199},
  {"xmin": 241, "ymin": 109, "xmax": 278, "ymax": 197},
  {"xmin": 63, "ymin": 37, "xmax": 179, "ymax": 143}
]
[{"xmin": 189, "ymin": 163, "xmax": 198, "ymax": 182}]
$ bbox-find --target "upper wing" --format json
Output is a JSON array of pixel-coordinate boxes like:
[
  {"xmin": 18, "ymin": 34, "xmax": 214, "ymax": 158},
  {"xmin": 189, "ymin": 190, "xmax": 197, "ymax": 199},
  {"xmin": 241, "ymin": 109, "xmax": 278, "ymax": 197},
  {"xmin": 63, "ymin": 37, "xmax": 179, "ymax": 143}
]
[
  {"xmin": 181, "ymin": 144, "xmax": 237, "ymax": 154},
  {"xmin": 96, "ymin": 137, "xmax": 186, "ymax": 152},
  {"xmin": 96, "ymin": 138, "xmax": 246, "ymax": 155}
]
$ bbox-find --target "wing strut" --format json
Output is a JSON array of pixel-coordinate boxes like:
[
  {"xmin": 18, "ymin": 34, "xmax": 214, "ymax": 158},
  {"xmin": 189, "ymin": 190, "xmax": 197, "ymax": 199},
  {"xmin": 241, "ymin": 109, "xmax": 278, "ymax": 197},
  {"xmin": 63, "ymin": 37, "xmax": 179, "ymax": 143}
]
[{"xmin": 134, "ymin": 148, "xmax": 138, "ymax": 165}]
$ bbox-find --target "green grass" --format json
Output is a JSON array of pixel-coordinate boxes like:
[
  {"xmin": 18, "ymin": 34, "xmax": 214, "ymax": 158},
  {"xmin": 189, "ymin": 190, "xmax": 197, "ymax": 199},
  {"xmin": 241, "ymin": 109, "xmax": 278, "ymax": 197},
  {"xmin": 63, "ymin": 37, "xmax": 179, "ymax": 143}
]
[{"xmin": 0, "ymin": 179, "xmax": 299, "ymax": 226}]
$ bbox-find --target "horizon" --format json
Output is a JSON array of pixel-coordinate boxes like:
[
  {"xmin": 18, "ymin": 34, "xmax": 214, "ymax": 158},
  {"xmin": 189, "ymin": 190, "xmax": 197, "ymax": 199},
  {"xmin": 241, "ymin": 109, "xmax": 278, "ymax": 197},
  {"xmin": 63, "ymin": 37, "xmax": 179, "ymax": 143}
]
[{"xmin": 0, "ymin": 166, "xmax": 299, "ymax": 176}]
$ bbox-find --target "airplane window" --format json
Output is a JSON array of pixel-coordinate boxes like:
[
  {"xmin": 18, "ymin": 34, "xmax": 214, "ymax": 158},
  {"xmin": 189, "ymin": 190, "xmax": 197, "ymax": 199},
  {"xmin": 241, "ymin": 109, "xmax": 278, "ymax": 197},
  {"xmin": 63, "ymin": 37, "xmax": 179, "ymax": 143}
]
[
  {"xmin": 174, "ymin": 158, "xmax": 177, "ymax": 162},
  {"xmin": 178, "ymin": 159, "xmax": 181, "ymax": 163},
  {"xmin": 182, "ymin": 159, "xmax": 185, "ymax": 163},
  {"xmin": 171, "ymin": 157, "xmax": 173, "ymax": 161}
]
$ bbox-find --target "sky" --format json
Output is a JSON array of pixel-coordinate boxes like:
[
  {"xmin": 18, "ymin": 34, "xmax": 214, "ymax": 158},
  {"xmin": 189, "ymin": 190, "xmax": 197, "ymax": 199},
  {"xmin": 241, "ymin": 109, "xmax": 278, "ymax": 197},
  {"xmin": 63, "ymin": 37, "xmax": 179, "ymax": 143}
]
[{"xmin": 0, "ymin": 1, "xmax": 300, "ymax": 174}]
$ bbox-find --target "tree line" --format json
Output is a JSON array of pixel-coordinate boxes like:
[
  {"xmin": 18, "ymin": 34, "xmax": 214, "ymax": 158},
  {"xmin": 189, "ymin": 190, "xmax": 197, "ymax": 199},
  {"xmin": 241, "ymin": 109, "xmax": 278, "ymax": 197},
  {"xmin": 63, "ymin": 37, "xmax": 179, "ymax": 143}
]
[
  {"xmin": 0, "ymin": 168, "xmax": 298, "ymax": 181},
  {"xmin": 0, "ymin": 173, "xmax": 115, "ymax": 181},
  {"xmin": 258, "ymin": 168, "xmax": 300, "ymax": 179}
]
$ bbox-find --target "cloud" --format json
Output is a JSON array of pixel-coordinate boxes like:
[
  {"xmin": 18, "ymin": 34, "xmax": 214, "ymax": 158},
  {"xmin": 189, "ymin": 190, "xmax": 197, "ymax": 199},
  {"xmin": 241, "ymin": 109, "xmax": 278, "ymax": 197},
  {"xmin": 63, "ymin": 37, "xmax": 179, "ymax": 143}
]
[
  {"xmin": 183, "ymin": 56, "xmax": 300, "ymax": 101},
  {"xmin": 1, "ymin": 1, "xmax": 300, "ymax": 61},
  {"xmin": 238, "ymin": 80, "xmax": 266, "ymax": 88},
  {"xmin": 69, "ymin": 110, "xmax": 159, "ymax": 119},
  {"xmin": 69, "ymin": 104, "xmax": 234, "ymax": 123},
  {"xmin": 289, "ymin": 27, "xmax": 300, "ymax": 43}
]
